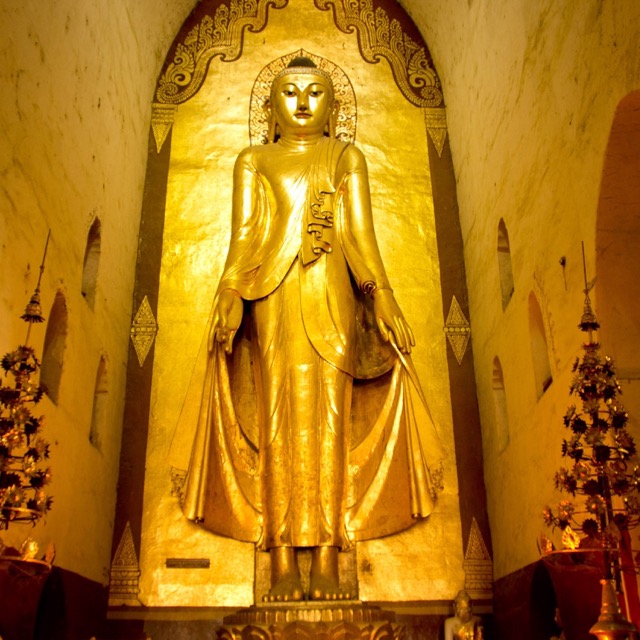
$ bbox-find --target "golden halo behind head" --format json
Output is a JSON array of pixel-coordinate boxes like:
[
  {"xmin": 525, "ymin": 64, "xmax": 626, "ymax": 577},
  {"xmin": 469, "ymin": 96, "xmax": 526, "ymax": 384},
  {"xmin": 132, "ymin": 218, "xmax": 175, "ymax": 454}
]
[{"xmin": 249, "ymin": 49, "xmax": 357, "ymax": 146}]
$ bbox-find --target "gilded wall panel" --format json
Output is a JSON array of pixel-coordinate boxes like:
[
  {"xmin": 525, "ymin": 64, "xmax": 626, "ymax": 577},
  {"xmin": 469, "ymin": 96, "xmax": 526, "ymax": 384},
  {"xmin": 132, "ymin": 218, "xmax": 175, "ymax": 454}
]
[{"xmin": 125, "ymin": 0, "xmax": 469, "ymax": 609}]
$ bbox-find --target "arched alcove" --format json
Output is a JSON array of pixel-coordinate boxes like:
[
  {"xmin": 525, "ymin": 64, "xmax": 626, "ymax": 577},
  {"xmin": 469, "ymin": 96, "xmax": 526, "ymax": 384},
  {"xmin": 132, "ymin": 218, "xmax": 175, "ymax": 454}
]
[
  {"xmin": 82, "ymin": 217, "xmax": 101, "ymax": 309},
  {"xmin": 497, "ymin": 218, "xmax": 515, "ymax": 310},
  {"xmin": 528, "ymin": 291, "xmax": 553, "ymax": 399},
  {"xmin": 89, "ymin": 355, "xmax": 108, "ymax": 451},
  {"xmin": 40, "ymin": 291, "xmax": 68, "ymax": 404},
  {"xmin": 596, "ymin": 89, "xmax": 640, "ymax": 433},
  {"xmin": 111, "ymin": 0, "xmax": 489, "ymax": 613},
  {"xmin": 492, "ymin": 356, "xmax": 509, "ymax": 452}
]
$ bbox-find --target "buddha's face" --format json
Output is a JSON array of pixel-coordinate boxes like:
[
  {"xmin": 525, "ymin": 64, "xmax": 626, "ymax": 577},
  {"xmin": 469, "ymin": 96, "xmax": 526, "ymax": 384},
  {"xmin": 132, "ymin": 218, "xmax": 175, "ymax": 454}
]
[
  {"xmin": 455, "ymin": 599, "xmax": 472, "ymax": 623},
  {"xmin": 271, "ymin": 72, "xmax": 333, "ymax": 138}
]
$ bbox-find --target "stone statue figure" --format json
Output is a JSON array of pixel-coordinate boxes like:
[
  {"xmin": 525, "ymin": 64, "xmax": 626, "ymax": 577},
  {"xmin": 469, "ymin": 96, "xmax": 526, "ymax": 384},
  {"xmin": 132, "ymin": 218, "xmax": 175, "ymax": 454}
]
[
  {"xmin": 180, "ymin": 56, "xmax": 444, "ymax": 602},
  {"xmin": 444, "ymin": 590, "xmax": 484, "ymax": 640}
]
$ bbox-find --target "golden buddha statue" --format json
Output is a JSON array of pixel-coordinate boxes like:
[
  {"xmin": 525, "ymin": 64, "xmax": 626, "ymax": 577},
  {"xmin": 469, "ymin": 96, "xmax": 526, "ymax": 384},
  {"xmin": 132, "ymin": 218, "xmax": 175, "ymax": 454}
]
[
  {"xmin": 180, "ymin": 56, "xmax": 443, "ymax": 602},
  {"xmin": 444, "ymin": 590, "xmax": 484, "ymax": 640}
]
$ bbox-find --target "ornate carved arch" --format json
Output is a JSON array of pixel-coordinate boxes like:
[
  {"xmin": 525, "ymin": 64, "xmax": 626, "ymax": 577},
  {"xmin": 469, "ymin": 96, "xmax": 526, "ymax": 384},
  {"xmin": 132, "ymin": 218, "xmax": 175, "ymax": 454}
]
[{"xmin": 151, "ymin": 0, "xmax": 446, "ymax": 154}]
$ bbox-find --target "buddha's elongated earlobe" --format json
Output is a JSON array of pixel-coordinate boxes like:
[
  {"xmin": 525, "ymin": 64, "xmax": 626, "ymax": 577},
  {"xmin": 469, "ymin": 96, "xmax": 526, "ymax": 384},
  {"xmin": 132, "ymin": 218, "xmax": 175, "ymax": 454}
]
[
  {"xmin": 328, "ymin": 101, "xmax": 339, "ymax": 139},
  {"xmin": 265, "ymin": 99, "xmax": 276, "ymax": 143}
]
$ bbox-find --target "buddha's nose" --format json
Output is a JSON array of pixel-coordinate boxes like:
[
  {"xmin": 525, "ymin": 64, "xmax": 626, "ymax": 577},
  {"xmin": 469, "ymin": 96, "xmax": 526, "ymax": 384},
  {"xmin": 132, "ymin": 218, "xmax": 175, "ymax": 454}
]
[{"xmin": 297, "ymin": 96, "xmax": 309, "ymax": 111}]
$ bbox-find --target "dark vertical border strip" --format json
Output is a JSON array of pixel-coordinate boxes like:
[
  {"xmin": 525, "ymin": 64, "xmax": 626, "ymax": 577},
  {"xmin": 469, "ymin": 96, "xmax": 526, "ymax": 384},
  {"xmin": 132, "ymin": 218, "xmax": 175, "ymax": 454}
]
[
  {"xmin": 110, "ymin": 127, "xmax": 173, "ymax": 567},
  {"xmin": 427, "ymin": 133, "xmax": 493, "ymax": 561}
]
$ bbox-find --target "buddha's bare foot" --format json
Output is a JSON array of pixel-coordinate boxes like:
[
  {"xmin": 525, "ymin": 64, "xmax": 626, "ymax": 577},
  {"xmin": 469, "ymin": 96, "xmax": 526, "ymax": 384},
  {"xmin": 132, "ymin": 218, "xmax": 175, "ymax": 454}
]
[
  {"xmin": 263, "ymin": 574, "xmax": 304, "ymax": 602},
  {"xmin": 309, "ymin": 574, "xmax": 352, "ymax": 600},
  {"xmin": 309, "ymin": 546, "xmax": 351, "ymax": 601},
  {"xmin": 264, "ymin": 546, "xmax": 303, "ymax": 602}
]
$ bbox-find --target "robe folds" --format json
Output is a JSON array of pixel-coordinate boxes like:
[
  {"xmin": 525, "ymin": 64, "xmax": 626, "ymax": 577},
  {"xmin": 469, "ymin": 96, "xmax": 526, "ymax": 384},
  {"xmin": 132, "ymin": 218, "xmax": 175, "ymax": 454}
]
[{"xmin": 177, "ymin": 136, "xmax": 444, "ymax": 549}]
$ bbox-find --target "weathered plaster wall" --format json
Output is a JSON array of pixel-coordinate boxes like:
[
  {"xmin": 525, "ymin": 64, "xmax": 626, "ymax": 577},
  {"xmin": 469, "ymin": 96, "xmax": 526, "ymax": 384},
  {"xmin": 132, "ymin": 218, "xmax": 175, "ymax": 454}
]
[
  {"xmin": 407, "ymin": 0, "xmax": 640, "ymax": 579},
  {"xmin": 0, "ymin": 0, "xmax": 193, "ymax": 583}
]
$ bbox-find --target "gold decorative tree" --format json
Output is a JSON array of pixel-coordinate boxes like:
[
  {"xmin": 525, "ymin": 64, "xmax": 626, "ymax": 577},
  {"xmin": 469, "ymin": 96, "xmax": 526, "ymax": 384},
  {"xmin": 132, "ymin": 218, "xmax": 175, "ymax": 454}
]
[
  {"xmin": 542, "ymin": 256, "xmax": 640, "ymax": 637},
  {"xmin": 0, "ymin": 235, "xmax": 53, "ymax": 529},
  {"xmin": 543, "ymin": 279, "xmax": 640, "ymax": 580}
]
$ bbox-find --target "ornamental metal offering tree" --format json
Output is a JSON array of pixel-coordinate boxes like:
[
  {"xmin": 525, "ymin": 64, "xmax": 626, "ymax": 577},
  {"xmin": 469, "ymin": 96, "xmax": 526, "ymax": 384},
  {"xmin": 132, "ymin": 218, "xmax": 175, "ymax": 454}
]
[
  {"xmin": 0, "ymin": 237, "xmax": 53, "ymax": 530},
  {"xmin": 543, "ymin": 278, "xmax": 640, "ymax": 583}
]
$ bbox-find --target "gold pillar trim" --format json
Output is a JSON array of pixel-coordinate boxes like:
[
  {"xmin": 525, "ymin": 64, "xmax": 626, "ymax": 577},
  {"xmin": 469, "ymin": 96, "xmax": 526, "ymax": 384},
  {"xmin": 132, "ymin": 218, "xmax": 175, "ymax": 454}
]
[
  {"xmin": 463, "ymin": 517, "xmax": 493, "ymax": 599},
  {"xmin": 108, "ymin": 521, "xmax": 141, "ymax": 607},
  {"xmin": 444, "ymin": 295, "xmax": 471, "ymax": 365},
  {"xmin": 423, "ymin": 107, "xmax": 448, "ymax": 158},
  {"xmin": 151, "ymin": 103, "xmax": 178, "ymax": 153},
  {"xmin": 314, "ymin": 0, "xmax": 443, "ymax": 108},
  {"xmin": 249, "ymin": 49, "xmax": 357, "ymax": 145},
  {"xmin": 130, "ymin": 295, "xmax": 158, "ymax": 367},
  {"xmin": 220, "ymin": 602, "xmax": 405, "ymax": 639},
  {"xmin": 155, "ymin": 0, "xmax": 288, "ymax": 106}
]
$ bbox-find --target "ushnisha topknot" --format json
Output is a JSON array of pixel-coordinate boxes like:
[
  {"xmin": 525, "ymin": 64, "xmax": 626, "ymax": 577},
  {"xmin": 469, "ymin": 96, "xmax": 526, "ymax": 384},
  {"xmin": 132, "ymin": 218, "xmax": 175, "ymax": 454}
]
[{"xmin": 273, "ymin": 56, "xmax": 333, "ymax": 85}]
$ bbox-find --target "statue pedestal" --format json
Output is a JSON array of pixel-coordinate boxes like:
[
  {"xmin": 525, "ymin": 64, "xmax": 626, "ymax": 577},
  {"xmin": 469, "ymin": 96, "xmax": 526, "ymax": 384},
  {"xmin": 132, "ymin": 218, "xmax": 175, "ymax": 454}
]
[{"xmin": 218, "ymin": 601, "xmax": 406, "ymax": 639}]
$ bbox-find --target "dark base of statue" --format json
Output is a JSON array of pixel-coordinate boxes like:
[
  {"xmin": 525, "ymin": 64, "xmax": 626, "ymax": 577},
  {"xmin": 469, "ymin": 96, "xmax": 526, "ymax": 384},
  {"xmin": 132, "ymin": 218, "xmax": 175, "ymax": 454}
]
[{"xmin": 217, "ymin": 601, "xmax": 406, "ymax": 639}]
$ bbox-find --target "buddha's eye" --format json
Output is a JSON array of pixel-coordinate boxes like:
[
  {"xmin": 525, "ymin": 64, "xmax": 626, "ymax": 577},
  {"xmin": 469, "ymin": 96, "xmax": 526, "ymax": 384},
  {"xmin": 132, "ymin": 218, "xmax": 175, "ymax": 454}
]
[
  {"xmin": 309, "ymin": 90, "xmax": 323, "ymax": 98},
  {"xmin": 282, "ymin": 89, "xmax": 296, "ymax": 97}
]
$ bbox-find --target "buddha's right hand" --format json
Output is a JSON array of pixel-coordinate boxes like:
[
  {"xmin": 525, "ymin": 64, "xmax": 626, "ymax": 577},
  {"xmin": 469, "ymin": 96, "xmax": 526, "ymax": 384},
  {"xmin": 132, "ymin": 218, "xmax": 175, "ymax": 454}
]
[{"xmin": 210, "ymin": 288, "xmax": 243, "ymax": 354}]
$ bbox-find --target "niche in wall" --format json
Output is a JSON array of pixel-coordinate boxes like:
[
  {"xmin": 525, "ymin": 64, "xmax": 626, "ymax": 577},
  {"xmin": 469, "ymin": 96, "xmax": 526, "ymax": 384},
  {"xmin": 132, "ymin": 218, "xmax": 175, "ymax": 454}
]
[
  {"xmin": 81, "ymin": 218, "xmax": 101, "ymax": 309},
  {"xmin": 497, "ymin": 218, "xmax": 514, "ymax": 311},
  {"xmin": 40, "ymin": 291, "xmax": 68, "ymax": 404},
  {"xmin": 492, "ymin": 356, "xmax": 510, "ymax": 452},
  {"xmin": 89, "ymin": 355, "xmax": 108, "ymax": 451}
]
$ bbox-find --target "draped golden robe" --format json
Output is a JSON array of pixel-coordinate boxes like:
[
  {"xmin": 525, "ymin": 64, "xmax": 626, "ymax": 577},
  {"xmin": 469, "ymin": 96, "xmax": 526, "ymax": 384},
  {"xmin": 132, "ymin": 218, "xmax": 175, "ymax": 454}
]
[{"xmin": 179, "ymin": 136, "xmax": 443, "ymax": 549}]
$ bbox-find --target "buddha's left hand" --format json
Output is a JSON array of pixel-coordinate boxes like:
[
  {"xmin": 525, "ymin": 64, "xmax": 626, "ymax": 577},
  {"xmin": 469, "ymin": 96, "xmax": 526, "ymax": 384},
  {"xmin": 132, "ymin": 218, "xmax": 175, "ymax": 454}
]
[
  {"xmin": 210, "ymin": 288, "xmax": 244, "ymax": 354},
  {"xmin": 373, "ymin": 289, "xmax": 415, "ymax": 354}
]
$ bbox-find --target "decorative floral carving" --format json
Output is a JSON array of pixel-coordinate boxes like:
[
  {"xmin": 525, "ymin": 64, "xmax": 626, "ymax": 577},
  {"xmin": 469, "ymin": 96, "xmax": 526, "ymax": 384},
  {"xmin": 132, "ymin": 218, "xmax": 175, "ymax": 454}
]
[
  {"xmin": 156, "ymin": 0, "xmax": 288, "ymax": 104},
  {"xmin": 444, "ymin": 295, "xmax": 471, "ymax": 365},
  {"xmin": 314, "ymin": 0, "xmax": 443, "ymax": 108},
  {"xmin": 130, "ymin": 295, "xmax": 158, "ymax": 367},
  {"xmin": 108, "ymin": 521, "xmax": 141, "ymax": 606}
]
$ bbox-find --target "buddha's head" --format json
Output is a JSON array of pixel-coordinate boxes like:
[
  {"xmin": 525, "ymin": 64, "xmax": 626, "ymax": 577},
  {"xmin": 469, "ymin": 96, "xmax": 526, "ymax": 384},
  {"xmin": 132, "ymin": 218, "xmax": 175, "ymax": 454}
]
[
  {"xmin": 267, "ymin": 56, "xmax": 337, "ymax": 142},
  {"xmin": 453, "ymin": 590, "xmax": 473, "ymax": 623}
]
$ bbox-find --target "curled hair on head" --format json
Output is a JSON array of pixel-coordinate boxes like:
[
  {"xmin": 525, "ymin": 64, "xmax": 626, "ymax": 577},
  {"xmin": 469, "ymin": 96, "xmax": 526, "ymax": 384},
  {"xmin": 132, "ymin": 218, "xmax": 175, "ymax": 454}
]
[{"xmin": 274, "ymin": 56, "xmax": 333, "ymax": 84}]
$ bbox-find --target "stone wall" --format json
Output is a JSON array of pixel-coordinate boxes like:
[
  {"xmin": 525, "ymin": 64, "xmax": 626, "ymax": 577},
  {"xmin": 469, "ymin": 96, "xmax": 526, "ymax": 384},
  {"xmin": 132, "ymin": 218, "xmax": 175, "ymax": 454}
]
[
  {"xmin": 408, "ymin": 0, "xmax": 640, "ymax": 580},
  {"xmin": 0, "ymin": 0, "xmax": 192, "ymax": 585}
]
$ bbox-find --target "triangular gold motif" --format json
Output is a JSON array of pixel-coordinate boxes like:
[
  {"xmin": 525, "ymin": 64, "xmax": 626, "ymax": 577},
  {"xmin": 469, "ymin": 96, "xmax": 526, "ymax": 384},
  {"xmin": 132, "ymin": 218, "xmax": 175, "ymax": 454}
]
[
  {"xmin": 133, "ymin": 295, "xmax": 155, "ymax": 325},
  {"xmin": 427, "ymin": 127, "xmax": 447, "ymax": 157},
  {"xmin": 446, "ymin": 295, "xmax": 468, "ymax": 326},
  {"xmin": 109, "ymin": 521, "xmax": 141, "ymax": 606},
  {"xmin": 447, "ymin": 332, "xmax": 470, "ymax": 366},
  {"xmin": 444, "ymin": 295, "xmax": 471, "ymax": 365},
  {"xmin": 465, "ymin": 517, "xmax": 491, "ymax": 562},
  {"xmin": 132, "ymin": 334, "xmax": 155, "ymax": 367},
  {"xmin": 130, "ymin": 295, "xmax": 158, "ymax": 367},
  {"xmin": 113, "ymin": 521, "xmax": 138, "ymax": 567},
  {"xmin": 151, "ymin": 103, "xmax": 177, "ymax": 153},
  {"xmin": 423, "ymin": 108, "xmax": 447, "ymax": 158},
  {"xmin": 463, "ymin": 517, "xmax": 493, "ymax": 598}
]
